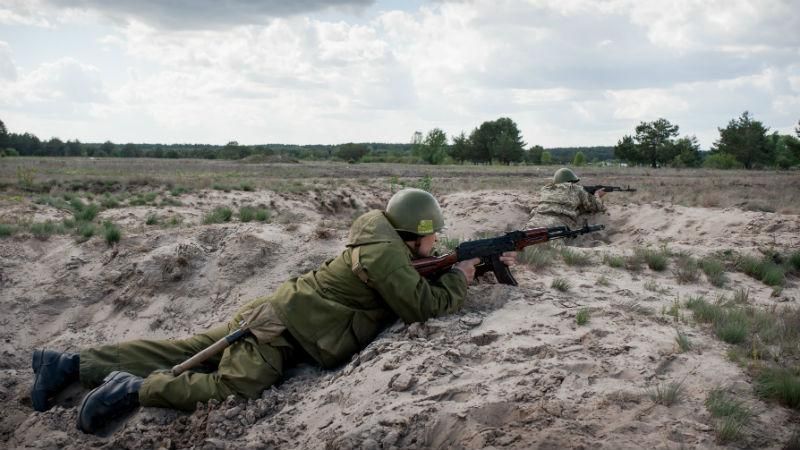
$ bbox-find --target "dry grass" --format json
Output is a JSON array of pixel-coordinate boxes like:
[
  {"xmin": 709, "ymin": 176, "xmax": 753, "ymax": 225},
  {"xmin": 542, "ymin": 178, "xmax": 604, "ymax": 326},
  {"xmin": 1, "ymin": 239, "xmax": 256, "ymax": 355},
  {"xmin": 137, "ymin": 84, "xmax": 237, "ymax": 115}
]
[{"xmin": 2, "ymin": 159, "xmax": 799, "ymax": 213}]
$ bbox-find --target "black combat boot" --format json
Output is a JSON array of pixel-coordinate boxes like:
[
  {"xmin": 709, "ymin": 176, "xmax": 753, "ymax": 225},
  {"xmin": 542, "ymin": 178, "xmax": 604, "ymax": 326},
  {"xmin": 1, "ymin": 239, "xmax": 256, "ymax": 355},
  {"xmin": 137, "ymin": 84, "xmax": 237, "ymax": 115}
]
[
  {"xmin": 31, "ymin": 349, "xmax": 80, "ymax": 412},
  {"xmin": 77, "ymin": 371, "xmax": 143, "ymax": 434}
]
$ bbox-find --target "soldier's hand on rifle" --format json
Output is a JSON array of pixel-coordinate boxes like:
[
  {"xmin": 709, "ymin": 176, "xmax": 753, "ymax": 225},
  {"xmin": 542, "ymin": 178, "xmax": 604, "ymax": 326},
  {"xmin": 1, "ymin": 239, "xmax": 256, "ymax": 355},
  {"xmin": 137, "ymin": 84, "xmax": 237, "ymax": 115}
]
[
  {"xmin": 595, "ymin": 188, "xmax": 606, "ymax": 199},
  {"xmin": 499, "ymin": 251, "xmax": 517, "ymax": 267},
  {"xmin": 453, "ymin": 257, "xmax": 480, "ymax": 283}
]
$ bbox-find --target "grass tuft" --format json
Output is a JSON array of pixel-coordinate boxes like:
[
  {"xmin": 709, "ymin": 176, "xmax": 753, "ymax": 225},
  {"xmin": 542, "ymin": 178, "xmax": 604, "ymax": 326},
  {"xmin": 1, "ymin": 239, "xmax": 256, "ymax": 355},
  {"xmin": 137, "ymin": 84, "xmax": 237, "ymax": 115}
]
[
  {"xmin": 203, "ymin": 207, "xmax": 233, "ymax": 224},
  {"xmin": 603, "ymin": 253, "xmax": 624, "ymax": 268},
  {"xmin": 551, "ymin": 277, "xmax": 571, "ymax": 292},
  {"xmin": 145, "ymin": 214, "xmax": 159, "ymax": 226},
  {"xmin": 519, "ymin": 243, "xmax": 557, "ymax": 271},
  {"xmin": 705, "ymin": 388, "xmax": 751, "ymax": 443},
  {"xmin": 674, "ymin": 255, "xmax": 700, "ymax": 283},
  {"xmin": 102, "ymin": 221, "xmax": 121, "ymax": 245},
  {"xmin": 755, "ymin": 367, "xmax": 800, "ymax": 409},
  {"xmin": 640, "ymin": 248, "xmax": 669, "ymax": 271},
  {"xmin": 0, "ymin": 224, "xmax": 16, "ymax": 238},
  {"xmin": 675, "ymin": 329, "xmax": 692, "ymax": 352},
  {"xmin": 700, "ymin": 257, "xmax": 727, "ymax": 287},
  {"xmin": 648, "ymin": 379, "xmax": 684, "ymax": 406},
  {"xmin": 576, "ymin": 308, "xmax": 590, "ymax": 326},
  {"xmin": 561, "ymin": 247, "xmax": 592, "ymax": 266}
]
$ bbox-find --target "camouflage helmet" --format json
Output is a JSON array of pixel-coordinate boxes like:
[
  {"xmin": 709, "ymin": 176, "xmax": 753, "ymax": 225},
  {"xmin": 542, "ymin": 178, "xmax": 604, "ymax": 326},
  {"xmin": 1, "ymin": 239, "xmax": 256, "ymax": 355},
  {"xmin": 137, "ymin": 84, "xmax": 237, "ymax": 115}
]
[
  {"xmin": 553, "ymin": 167, "xmax": 580, "ymax": 184},
  {"xmin": 385, "ymin": 188, "xmax": 445, "ymax": 236}
]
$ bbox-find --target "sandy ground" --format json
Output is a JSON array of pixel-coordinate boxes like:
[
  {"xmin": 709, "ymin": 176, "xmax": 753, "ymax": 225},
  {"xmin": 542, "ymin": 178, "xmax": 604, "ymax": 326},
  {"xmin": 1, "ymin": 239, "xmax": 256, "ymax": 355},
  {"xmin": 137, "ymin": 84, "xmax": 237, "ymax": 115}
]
[{"xmin": 0, "ymin": 187, "xmax": 798, "ymax": 449}]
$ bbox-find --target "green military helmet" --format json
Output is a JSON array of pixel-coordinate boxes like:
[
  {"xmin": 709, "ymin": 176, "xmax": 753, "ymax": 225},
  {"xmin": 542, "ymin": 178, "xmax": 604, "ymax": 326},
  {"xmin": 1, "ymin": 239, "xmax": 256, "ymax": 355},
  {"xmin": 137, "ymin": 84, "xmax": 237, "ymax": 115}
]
[
  {"xmin": 553, "ymin": 167, "xmax": 580, "ymax": 184},
  {"xmin": 385, "ymin": 188, "xmax": 446, "ymax": 236}
]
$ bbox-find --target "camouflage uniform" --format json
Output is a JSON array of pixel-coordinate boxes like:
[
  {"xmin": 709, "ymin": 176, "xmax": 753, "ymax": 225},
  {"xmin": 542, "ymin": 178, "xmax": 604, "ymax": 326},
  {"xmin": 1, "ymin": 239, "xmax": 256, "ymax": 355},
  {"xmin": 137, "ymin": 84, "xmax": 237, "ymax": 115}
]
[
  {"xmin": 526, "ymin": 183, "xmax": 606, "ymax": 230},
  {"xmin": 80, "ymin": 210, "xmax": 467, "ymax": 411}
]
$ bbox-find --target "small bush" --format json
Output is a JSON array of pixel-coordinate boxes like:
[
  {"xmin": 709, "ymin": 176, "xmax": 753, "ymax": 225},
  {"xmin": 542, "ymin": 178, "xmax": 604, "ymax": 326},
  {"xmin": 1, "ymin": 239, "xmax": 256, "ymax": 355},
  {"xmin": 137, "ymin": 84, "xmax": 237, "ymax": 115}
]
[
  {"xmin": 674, "ymin": 255, "xmax": 699, "ymax": 283},
  {"xmin": 576, "ymin": 308, "xmax": 590, "ymax": 325},
  {"xmin": 103, "ymin": 221, "xmax": 121, "ymax": 245},
  {"xmin": 714, "ymin": 310, "xmax": 749, "ymax": 344},
  {"xmin": 170, "ymin": 186, "xmax": 190, "ymax": 196},
  {"xmin": 596, "ymin": 275, "xmax": 610, "ymax": 286},
  {"xmin": 561, "ymin": 247, "xmax": 592, "ymax": 266},
  {"xmin": 789, "ymin": 251, "xmax": 800, "ymax": 272},
  {"xmin": 212, "ymin": 183, "xmax": 232, "ymax": 192},
  {"xmin": 700, "ymin": 257, "xmax": 726, "ymax": 286},
  {"xmin": 519, "ymin": 244, "xmax": 557, "ymax": 271},
  {"xmin": 675, "ymin": 330, "xmax": 692, "ymax": 352},
  {"xmin": 438, "ymin": 236, "xmax": 460, "ymax": 251},
  {"xmin": 551, "ymin": 277, "xmax": 571, "ymax": 292},
  {"xmin": 686, "ymin": 296, "xmax": 725, "ymax": 324},
  {"xmin": 755, "ymin": 367, "xmax": 800, "ymax": 409},
  {"xmin": 705, "ymin": 388, "xmax": 751, "ymax": 443},
  {"xmin": 738, "ymin": 254, "xmax": 785, "ymax": 287},
  {"xmin": 145, "ymin": 214, "xmax": 159, "ymax": 225},
  {"xmin": 30, "ymin": 221, "xmax": 65, "ymax": 239},
  {"xmin": 732, "ymin": 288, "xmax": 750, "ymax": 304},
  {"xmin": 648, "ymin": 380, "xmax": 684, "ymax": 406},
  {"xmin": 203, "ymin": 207, "xmax": 233, "ymax": 224},
  {"xmin": 73, "ymin": 203, "xmax": 100, "ymax": 222},
  {"xmin": 77, "ymin": 222, "xmax": 95, "ymax": 240},
  {"xmin": 101, "ymin": 195, "xmax": 120, "ymax": 208},
  {"xmin": 238, "ymin": 206, "xmax": 257, "ymax": 222},
  {"xmin": 703, "ymin": 153, "xmax": 744, "ymax": 170},
  {"xmin": 255, "ymin": 208, "xmax": 271, "ymax": 222},
  {"xmin": 603, "ymin": 253, "xmax": 624, "ymax": 268},
  {"xmin": 640, "ymin": 248, "xmax": 668, "ymax": 271},
  {"xmin": 239, "ymin": 182, "xmax": 255, "ymax": 192},
  {"xmin": 0, "ymin": 224, "xmax": 16, "ymax": 237}
]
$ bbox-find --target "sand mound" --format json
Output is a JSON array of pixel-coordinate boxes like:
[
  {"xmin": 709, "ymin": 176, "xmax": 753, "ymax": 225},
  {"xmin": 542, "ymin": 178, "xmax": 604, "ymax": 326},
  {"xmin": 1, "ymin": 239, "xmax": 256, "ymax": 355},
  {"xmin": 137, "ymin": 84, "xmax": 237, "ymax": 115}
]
[{"xmin": 1, "ymin": 188, "xmax": 798, "ymax": 449}]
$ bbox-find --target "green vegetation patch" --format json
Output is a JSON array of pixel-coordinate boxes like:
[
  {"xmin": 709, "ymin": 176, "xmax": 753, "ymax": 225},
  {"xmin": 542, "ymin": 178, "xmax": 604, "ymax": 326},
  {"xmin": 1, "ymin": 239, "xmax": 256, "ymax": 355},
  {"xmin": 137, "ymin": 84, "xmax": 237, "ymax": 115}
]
[
  {"xmin": 561, "ymin": 247, "xmax": 592, "ymax": 266},
  {"xmin": 0, "ymin": 223, "xmax": 17, "ymax": 237},
  {"xmin": 576, "ymin": 308, "xmax": 590, "ymax": 326},
  {"xmin": 204, "ymin": 207, "xmax": 233, "ymax": 224},
  {"xmin": 551, "ymin": 277, "xmax": 571, "ymax": 292},
  {"xmin": 705, "ymin": 388, "xmax": 752, "ymax": 443},
  {"xmin": 518, "ymin": 243, "xmax": 557, "ymax": 271},
  {"xmin": 102, "ymin": 221, "xmax": 121, "ymax": 245},
  {"xmin": 755, "ymin": 367, "xmax": 800, "ymax": 409}
]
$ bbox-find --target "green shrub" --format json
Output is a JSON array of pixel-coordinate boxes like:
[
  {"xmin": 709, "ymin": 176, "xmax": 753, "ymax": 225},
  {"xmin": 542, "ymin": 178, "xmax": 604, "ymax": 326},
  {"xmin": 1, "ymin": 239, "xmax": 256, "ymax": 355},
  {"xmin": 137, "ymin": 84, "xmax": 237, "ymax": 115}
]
[
  {"xmin": 738, "ymin": 254, "xmax": 785, "ymax": 287},
  {"xmin": 101, "ymin": 195, "xmax": 120, "ymax": 208},
  {"xmin": 789, "ymin": 251, "xmax": 800, "ymax": 272},
  {"xmin": 603, "ymin": 253, "xmax": 624, "ymax": 268},
  {"xmin": 703, "ymin": 153, "xmax": 744, "ymax": 170},
  {"xmin": 203, "ymin": 207, "xmax": 233, "ymax": 224},
  {"xmin": 686, "ymin": 296, "xmax": 725, "ymax": 324},
  {"xmin": 576, "ymin": 308, "xmax": 590, "ymax": 326},
  {"xmin": 755, "ymin": 367, "xmax": 800, "ymax": 409},
  {"xmin": 239, "ymin": 182, "xmax": 255, "ymax": 192},
  {"xmin": 77, "ymin": 222, "xmax": 95, "ymax": 240},
  {"xmin": 0, "ymin": 224, "xmax": 16, "ymax": 237},
  {"xmin": 640, "ymin": 248, "xmax": 668, "ymax": 271},
  {"xmin": 561, "ymin": 247, "xmax": 592, "ymax": 266},
  {"xmin": 30, "ymin": 221, "xmax": 65, "ymax": 239},
  {"xmin": 675, "ymin": 330, "xmax": 692, "ymax": 352},
  {"xmin": 648, "ymin": 380, "xmax": 684, "ymax": 406},
  {"xmin": 519, "ymin": 244, "xmax": 557, "ymax": 271},
  {"xmin": 255, "ymin": 208, "xmax": 271, "ymax": 222},
  {"xmin": 145, "ymin": 214, "xmax": 159, "ymax": 225},
  {"xmin": 170, "ymin": 186, "xmax": 190, "ymax": 196},
  {"xmin": 103, "ymin": 221, "xmax": 121, "ymax": 245},
  {"xmin": 705, "ymin": 388, "xmax": 751, "ymax": 443},
  {"xmin": 551, "ymin": 277, "xmax": 571, "ymax": 292},
  {"xmin": 700, "ymin": 257, "xmax": 726, "ymax": 287},
  {"xmin": 239, "ymin": 206, "xmax": 256, "ymax": 222},
  {"xmin": 73, "ymin": 203, "xmax": 100, "ymax": 222},
  {"xmin": 714, "ymin": 310, "xmax": 749, "ymax": 344},
  {"xmin": 674, "ymin": 255, "xmax": 699, "ymax": 283}
]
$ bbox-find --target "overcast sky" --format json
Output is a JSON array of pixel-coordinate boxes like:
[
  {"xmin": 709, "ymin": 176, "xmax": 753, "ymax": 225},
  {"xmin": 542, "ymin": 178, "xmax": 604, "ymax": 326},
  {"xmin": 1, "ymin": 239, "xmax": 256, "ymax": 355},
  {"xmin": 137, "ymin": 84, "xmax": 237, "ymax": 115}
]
[{"xmin": 0, "ymin": 0, "xmax": 798, "ymax": 148}]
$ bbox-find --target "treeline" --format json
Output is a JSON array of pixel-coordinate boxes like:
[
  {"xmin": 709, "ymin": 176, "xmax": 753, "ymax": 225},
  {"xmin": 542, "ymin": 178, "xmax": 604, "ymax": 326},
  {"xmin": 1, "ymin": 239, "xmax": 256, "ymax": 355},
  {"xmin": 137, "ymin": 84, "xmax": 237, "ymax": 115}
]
[{"xmin": 614, "ymin": 112, "xmax": 800, "ymax": 169}]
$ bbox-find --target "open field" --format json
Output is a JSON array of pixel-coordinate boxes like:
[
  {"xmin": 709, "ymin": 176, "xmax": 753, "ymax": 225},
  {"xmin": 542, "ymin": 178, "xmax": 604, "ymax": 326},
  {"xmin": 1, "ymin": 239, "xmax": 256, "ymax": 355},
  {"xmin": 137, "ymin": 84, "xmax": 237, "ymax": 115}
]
[
  {"xmin": 0, "ymin": 157, "xmax": 799, "ymax": 449},
  {"xmin": 2, "ymin": 157, "xmax": 800, "ymax": 214}
]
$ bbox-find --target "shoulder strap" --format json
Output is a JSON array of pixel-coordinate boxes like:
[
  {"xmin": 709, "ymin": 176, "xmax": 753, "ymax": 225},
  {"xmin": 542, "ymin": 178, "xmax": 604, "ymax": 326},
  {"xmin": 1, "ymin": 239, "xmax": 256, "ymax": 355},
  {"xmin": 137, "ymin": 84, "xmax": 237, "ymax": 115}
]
[{"xmin": 350, "ymin": 246, "xmax": 370, "ymax": 284}]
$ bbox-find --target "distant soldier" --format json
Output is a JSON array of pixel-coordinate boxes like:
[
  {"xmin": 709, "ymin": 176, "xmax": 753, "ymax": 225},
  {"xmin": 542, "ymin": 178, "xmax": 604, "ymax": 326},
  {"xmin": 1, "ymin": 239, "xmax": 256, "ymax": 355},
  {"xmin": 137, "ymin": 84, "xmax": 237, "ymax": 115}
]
[{"xmin": 526, "ymin": 167, "xmax": 607, "ymax": 233}]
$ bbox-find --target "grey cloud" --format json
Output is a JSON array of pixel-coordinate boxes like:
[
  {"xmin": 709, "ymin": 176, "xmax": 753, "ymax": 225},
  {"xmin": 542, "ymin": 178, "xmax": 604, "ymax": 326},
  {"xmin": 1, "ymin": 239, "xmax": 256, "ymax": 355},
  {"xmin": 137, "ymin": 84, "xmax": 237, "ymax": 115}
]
[{"xmin": 44, "ymin": 0, "xmax": 375, "ymax": 28}]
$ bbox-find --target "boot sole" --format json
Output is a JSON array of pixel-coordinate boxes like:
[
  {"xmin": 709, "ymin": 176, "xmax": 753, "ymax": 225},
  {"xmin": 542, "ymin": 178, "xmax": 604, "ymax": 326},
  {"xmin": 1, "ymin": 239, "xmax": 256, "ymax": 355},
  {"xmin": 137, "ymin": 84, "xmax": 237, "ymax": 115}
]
[{"xmin": 77, "ymin": 371, "xmax": 131, "ymax": 434}]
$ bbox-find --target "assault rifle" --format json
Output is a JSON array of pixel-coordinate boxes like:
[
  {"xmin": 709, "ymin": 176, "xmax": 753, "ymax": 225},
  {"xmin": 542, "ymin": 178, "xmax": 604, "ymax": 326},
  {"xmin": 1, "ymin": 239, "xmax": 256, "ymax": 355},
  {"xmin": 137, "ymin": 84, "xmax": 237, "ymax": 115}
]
[
  {"xmin": 582, "ymin": 185, "xmax": 636, "ymax": 195},
  {"xmin": 412, "ymin": 224, "xmax": 605, "ymax": 286}
]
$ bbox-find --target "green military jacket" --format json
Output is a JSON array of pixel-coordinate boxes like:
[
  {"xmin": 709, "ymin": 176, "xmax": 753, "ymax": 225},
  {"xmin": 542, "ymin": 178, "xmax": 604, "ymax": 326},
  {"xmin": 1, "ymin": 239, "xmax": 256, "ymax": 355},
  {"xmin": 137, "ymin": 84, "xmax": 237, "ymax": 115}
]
[{"xmin": 261, "ymin": 210, "xmax": 468, "ymax": 368}]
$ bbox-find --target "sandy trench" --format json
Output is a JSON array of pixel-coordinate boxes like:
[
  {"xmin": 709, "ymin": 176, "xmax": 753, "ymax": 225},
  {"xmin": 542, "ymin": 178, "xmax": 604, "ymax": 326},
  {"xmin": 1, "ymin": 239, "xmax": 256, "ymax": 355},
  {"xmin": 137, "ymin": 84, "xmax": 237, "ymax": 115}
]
[{"xmin": 0, "ymin": 186, "xmax": 798, "ymax": 449}]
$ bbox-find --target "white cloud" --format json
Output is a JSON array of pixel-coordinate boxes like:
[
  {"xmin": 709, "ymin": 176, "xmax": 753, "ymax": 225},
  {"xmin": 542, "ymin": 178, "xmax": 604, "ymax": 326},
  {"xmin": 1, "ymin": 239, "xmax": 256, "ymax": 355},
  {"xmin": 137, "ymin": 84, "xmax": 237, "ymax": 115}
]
[
  {"xmin": 1, "ymin": 0, "xmax": 799, "ymax": 146},
  {"xmin": 0, "ymin": 41, "xmax": 17, "ymax": 80}
]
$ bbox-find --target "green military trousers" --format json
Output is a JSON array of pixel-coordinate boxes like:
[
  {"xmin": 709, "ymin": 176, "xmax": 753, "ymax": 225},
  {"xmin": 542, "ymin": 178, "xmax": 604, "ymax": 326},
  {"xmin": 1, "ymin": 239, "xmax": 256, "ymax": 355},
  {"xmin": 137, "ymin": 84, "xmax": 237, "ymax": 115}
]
[{"xmin": 79, "ymin": 298, "xmax": 295, "ymax": 411}]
